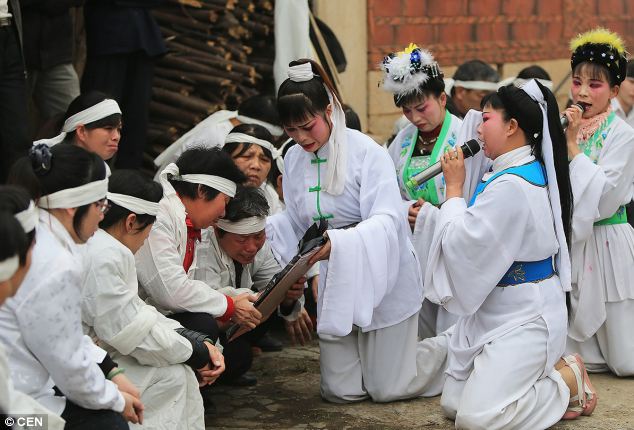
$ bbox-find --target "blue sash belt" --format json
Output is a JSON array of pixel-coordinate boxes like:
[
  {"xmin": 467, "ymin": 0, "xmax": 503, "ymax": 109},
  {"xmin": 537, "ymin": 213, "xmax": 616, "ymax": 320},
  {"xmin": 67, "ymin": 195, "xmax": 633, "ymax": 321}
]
[{"xmin": 498, "ymin": 257, "xmax": 555, "ymax": 287}]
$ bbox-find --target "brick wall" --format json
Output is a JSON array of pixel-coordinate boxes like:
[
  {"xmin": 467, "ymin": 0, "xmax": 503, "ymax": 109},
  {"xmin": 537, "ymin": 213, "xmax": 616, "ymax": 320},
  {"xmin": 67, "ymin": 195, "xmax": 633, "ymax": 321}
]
[{"xmin": 368, "ymin": 0, "xmax": 634, "ymax": 69}]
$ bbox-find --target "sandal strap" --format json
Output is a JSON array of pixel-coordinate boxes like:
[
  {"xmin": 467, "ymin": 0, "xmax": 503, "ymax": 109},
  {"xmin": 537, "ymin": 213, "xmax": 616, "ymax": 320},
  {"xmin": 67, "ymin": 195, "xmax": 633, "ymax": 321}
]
[{"xmin": 562, "ymin": 355, "xmax": 586, "ymax": 408}]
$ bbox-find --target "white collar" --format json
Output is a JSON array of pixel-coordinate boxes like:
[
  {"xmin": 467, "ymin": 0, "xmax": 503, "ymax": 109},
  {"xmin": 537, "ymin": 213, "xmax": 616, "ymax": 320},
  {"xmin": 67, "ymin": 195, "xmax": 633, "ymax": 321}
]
[{"xmin": 487, "ymin": 145, "xmax": 535, "ymax": 177}]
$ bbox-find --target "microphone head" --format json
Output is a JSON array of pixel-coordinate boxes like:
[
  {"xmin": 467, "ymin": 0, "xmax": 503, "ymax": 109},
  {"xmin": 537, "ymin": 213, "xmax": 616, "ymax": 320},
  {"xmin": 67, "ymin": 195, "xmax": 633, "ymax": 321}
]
[
  {"xmin": 461, "ymin": 139, "xmax": 481, "ymax": 158},
  {"xmin": 573, "ymin": 103, "xmax": 586, "ymax": 113}
]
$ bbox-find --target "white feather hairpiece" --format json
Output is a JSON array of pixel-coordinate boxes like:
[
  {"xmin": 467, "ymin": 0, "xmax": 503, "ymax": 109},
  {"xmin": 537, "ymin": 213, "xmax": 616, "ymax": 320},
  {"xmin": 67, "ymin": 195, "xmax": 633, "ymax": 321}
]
[{"xmin": 381, "ymin": 43, "xmax": 440, "ymax": 98}]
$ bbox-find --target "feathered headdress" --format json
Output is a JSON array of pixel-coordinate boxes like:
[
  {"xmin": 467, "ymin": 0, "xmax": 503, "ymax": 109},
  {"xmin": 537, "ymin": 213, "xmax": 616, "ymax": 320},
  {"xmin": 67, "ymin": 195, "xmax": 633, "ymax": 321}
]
[
  {"xmin": 570, "ymin": 27, "xmax": 629, "ymax": 84},
  {"xmin": 381, "ymin": 43, "xmax": 441, "ymax": 98}
]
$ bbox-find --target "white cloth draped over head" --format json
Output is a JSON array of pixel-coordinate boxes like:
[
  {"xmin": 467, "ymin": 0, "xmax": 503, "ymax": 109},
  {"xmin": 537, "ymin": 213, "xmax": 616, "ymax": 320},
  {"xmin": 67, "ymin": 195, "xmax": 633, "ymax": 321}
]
[
  {"xmin": 444, "ymin": 78, "xmax": 499, "ymax": 95},
  {"xmin": 38, "ymin": 178, "xmax": 108, "ymax": 209},
  {"xmin": 14, "ymin": 200, "xmax": 38, "ymax": 232},
  {"xmin": 215, "ymin": 216, "xmax": 266, "ymax": 234},
  {"xmin": 287, "ymin": 62, "xmax": 348, "ymax": 195},
  {"xmin": 0, "ymin": 255, "xmax": 19, "ymax": 282},
  {"xmin": 33, "ymin": 99, "xmax": 122, "ymax": 147},
  {"xmin": 158, "ymin": 163, "xmax": 237, "ymax": 199},
  {"xmin": 107, "ymin": 193, "xmax": 160, "ymax": 216},
  {"xmin": 518, "ymin": 79, "xmax": 571, "ymax": 291},
  {"xmin": 224, "ymin": 132, "xmax": 280, "ymax": 159},
  {"xmin": 235, "ymin": 115, "xmax": 283, "ymax": 136}
]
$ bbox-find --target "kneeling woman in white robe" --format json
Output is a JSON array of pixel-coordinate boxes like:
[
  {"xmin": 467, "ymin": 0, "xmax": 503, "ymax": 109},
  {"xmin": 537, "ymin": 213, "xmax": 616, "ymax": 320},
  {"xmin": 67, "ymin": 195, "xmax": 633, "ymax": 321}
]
[
  {"xmin": 425, "ymin": 80, "xmax": 597, "ymax": 429},
  {"xmin": 82, "ymin": 170, "xmax": 225, "ymax": 430},
  {"xmin": 0, "ymin": 190, "xmax": 64, "ymax": 429},
  {"xmin": 267, "ymin": 59, "xmax": 450, "ymax": 403}
]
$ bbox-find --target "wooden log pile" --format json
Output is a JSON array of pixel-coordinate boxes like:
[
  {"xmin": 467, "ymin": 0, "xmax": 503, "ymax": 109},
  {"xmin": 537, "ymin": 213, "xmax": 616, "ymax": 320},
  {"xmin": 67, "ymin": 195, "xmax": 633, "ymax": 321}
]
[{"xmin": 145, "ymin": 0, "xmax": 275, "ymax": 171}]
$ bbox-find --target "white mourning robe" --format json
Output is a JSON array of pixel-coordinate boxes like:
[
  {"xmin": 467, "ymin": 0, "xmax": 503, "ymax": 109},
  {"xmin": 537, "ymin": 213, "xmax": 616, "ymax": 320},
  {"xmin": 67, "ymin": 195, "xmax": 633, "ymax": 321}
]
[
  {"xmin": 0, "ymin": 212, "xmax": 124, "ymax": 415},
  {"xmin": 567, "ymin": 115, "xmax": 634, "ymax": 375},
  {"xmin": 0, "ymin": 345, "xmax": 65, "ymax": 429},
  {"xmin": 424, "ymin": 147, "xmax": 569, "ymax": 429},
  {"xmin": 153, "ymin": 110, "xmax": 236, "ymax": 179},
  {"xmin": 136, "ymin": 194, "xmax": 232, "ymax": 317},
  {"xmin": 83, "ymin": 229, "xmax": 204, "ymax": 430},
  {"xmin": 266, "ymin": 128, "xmax": 448, "ymax": 403},
  {"xmin": 388, "ymin": 112, "xmax": 491, "ymax": 338}
]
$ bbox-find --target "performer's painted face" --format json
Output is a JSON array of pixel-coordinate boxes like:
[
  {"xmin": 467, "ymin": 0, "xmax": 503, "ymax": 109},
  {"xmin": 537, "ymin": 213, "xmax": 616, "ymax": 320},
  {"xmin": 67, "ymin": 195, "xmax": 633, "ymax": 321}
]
[
  {"xmin": 283, "ymin": 105, "xmax": 333, "ymax": 153},
  {"xmin": 76, "ymin": 122, "xmax": 121, "ymax": 161},
  {"xmin": 401, "ymin": 93, "xmax": 446, "ymax": 133},
  {"xmin": 571, "ymin": 64, "xmax": 618, "ymax": 119},
  {"xmin": 230, "ymin": 144, "xmax": 272, "ymax": 188},
  {"xmin": 217, "ymin": 229, "xmax": 266, "ymax": 265},
  {"xmin": 477, "ymin": 107, "xmax": 508, "ymax": 160}
]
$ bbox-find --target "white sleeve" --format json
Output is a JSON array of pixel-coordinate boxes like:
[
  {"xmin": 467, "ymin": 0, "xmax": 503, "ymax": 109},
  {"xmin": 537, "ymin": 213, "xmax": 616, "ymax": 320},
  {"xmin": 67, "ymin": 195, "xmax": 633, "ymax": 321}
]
[
  {"xmin": 570, "ymin": 128, "xmax": 634, "ymax": 244},
  {"xmin": 424, "ymin": 180, "xmax": 532, "ymax": 316},
  {"xmin": 136, "ymin": 216, "xmax": 231, "ymax": 317},
  {"xmin": 84, "ymin": 255, "xmax": 192, "ymax": 367},
  {"xmin": 16, "ymin": 270, "xmax": 124, "ymax": 412}
]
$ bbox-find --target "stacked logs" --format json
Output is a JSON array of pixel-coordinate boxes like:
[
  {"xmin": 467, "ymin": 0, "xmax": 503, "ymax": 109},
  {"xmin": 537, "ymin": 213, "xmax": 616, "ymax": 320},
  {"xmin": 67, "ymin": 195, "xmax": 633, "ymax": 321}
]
[{"xmin": 145, "ymin": 0, "xmax": 275, "ymax": 170}]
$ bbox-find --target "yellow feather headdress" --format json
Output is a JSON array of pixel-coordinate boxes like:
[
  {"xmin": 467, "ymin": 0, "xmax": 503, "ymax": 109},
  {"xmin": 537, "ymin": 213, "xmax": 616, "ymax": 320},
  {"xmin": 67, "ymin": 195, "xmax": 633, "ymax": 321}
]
[{"xmin": 570, "ymin": 27, "xmax": 628, "ymax": 84}]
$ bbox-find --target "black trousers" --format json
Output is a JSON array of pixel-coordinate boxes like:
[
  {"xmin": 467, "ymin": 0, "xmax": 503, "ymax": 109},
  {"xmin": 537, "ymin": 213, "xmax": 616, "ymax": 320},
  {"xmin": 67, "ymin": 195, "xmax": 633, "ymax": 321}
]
[
  {"xmin": 61, "ymin": 399, "xmax": 128, "ymax": 430},
  {"xmin": 167, "ymin": 312, "xmax": 253, "ymax": 382},
  {"xmin": 0, "ymin": 25, "xmax": 29, "ymax": 183},
  {"xmin": 81, "ymin": 51, "xmax": 155, "ymax": 169}
]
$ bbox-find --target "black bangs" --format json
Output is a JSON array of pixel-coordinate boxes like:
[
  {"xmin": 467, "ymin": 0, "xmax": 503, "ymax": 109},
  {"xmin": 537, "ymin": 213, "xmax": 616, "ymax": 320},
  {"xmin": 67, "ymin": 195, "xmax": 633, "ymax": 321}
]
[
  {"xmin": 85, "ymin": 113, "xmax": 122, "ymax": 130},
  {"xmin": 573, "ymin": 62, "xmax": 614, "ymax": 85},
  {"xmin": 277, "ymin": 93, "xmax": 324, "ymax": 126}
]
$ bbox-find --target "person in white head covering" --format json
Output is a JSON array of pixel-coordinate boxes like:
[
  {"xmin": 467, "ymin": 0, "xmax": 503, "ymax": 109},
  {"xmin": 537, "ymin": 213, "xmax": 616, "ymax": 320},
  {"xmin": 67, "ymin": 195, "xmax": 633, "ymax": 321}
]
[
  {"xmin": 0, "ymin": 187, "xmax": 65, "ymax": 429},
  {"xmin": 135, "ymin": 147, "xmax": 262, "ymax": 385},
  {"xmin": 445, "ymin": 59, "xmax": 499, "ymax": 119},
  {"xmin": 34, "ymin": 91, "xmax": 122, "ymax": 162},
  {"xmin": 82, "ymin": 170, "xmax": 224, "ymax": 429},
  {"xmin": 153, "ymin": 95, "xmax": 283, "ymax": 179},
  {"xmin": 267, "ymin": 58, "xmax": 450, "ymax": 403},
  {"xmin": 222, "ymin": 124, "xmax": 285, "ymax": 215},
  {"xmin": 425, "ymin": 80, "xmax": 597, "ymax": 428},
  {"xmin": 2, "ymin": 144, "xmax": 144, "ymax": 428}
]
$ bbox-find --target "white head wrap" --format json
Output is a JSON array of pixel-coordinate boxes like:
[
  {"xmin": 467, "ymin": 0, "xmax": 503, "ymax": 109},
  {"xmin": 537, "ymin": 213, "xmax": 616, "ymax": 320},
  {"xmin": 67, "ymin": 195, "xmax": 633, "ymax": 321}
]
[
  {"xmin": 38, "ymin": 179, "xmax": 108, "ymax": 209},
  {"xmin": 107, "ymin": 193, "xmax": 159, "ymax": 216},
  {"xmin": 520, "ymin": 79, "xmax": 571, "ymax": 292},
  {"xmin": 215, "ymin": 216, "xmax": 266, "ymax": 235},
  {"xmin": 14, "ymin": 200, "xmax": 38, "ymax": 232},
  {"xmin": 33, "ymin": 99, "xmax": 122, "ymax": 147},
  {"xmin": 235, "ymin": 115, "xmax": 283, "ymax": 137},
  {"xmin": 0, "ymin": 255, "xmax": 19, "ymax": 283},
  {"xmin": 444, "ymin": 78, "xmax": 499, "ymax": 95},
  {"xmin": 159, "ymin": 163, "xmax": 237, "ymax": 199},
  {"xmin": 225, "ymin": 133, "xmax": 280, "ymax": 159},
  {"xmin": 287, "ymin": 63, "xmax": 347, "ymax": 195}
]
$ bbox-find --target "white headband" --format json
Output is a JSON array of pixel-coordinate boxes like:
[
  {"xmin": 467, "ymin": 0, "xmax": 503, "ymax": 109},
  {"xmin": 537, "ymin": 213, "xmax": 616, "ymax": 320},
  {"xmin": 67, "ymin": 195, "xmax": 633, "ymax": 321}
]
[
  {"xmin": 288, "ymin": 62, "xmax": 315, "ymax": 82},
  {"xmin": 444, "ymin": 78, "xmax": 499, "ymax": 95},
  {"xmin": 0, "ymin": 255, "xmax": 19, "ymax": 283},
  {"xmin": 107, "ymin": 192, "xmax": 159, "ymax": 216},
  {"xmin": 225, "ymin": 133, "xmax": 280, "ymax": 160},
  {"xmin": 33, "ymin": 99, "xmax": 122, "ymax": 147},
  {"xmin": 216, "ymin": 216, "xmax": 266, "ymax": 235},
  {"xmin": 159, "ymin": 163, "xmax": 237, "ymax": 198},
  {"xmin": 38, "ymin": 178, "xmax": 108, "ymax": 209},
  {"xmin": 14, "ymin": 200, "xmax": 37, "ymax": 233},
  {"xmin": 235, "ymin": 115, "xmax": 283, "ymax": 137},
  {"xmin": 497, "ymin": 76, "xmax": 553, "ymax": 90}
]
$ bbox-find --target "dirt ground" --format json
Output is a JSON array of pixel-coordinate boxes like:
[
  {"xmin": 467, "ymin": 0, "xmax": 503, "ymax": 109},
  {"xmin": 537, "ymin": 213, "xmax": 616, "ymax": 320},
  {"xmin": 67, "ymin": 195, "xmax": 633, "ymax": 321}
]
[{"xmin": 206, "ymin": 336, "xmax": 634, "ymax": 430}]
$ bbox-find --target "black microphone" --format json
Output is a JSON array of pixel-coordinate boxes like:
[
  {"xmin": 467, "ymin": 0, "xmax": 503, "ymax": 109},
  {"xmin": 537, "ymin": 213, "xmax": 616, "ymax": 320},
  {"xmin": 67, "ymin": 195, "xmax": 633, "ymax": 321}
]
[
  {"xmin": 561, "ymin": 103, "xmax": 585, "ymax": 129},
  {"xmin": 405, "ymin": 139, "xmax": 481, "ymax": 189}
]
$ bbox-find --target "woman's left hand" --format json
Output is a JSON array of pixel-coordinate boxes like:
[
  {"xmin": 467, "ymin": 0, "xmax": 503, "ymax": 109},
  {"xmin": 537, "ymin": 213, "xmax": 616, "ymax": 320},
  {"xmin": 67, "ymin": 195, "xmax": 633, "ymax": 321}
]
[{"xmin": 441, "ymin": 146, "xmax": 466, "ymax": 199}]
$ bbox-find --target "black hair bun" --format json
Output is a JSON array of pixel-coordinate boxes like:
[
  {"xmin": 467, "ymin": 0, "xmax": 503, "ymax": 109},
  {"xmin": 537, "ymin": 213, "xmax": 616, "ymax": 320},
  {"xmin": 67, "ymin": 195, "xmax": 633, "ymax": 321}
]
[{"xmin": 29, "ymin": 144, "xmax": 52, "ymax": 175}]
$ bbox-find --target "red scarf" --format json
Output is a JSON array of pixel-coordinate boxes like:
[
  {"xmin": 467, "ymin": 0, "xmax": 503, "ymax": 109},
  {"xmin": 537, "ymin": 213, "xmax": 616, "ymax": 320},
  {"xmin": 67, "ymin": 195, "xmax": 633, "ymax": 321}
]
[{"xmin": 183, "ymin": 216, "xmax": 201, "ymax": 273}]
